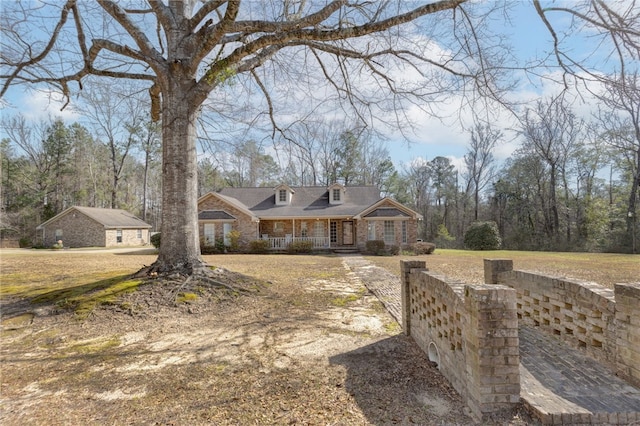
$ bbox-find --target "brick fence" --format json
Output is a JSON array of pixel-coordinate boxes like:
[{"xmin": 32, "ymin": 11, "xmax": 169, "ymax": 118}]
[
  {"xmin": 401, "ymin": 259, "xmax": 640, "ymax": 422},
  {"xmin": 400, "ymin": 260, "xmax": 520, "ymax": 422}
]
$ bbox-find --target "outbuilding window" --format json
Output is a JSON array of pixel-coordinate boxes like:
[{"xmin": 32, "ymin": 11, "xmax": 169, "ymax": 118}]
[{"xmin": 116, "ymin": 229, "xmax": 123, "ymax": 243}]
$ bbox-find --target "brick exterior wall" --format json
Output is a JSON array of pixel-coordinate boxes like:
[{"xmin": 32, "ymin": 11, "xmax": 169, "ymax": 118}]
[
  {"xmin": 198, "ymin": 195, "xmax": 258, "ymax": 248},
  {"xmin": 199, "ymin": 193, "xmax": 419, "ymax": 251},
  {"xmin": 41, "ymin": 212, "xmax": 105, "ymax": 247},
  {"xmin": 355, "ymin": 219, "xmax": 418, "ymax": 250},
  {"xmin": 355, "ymin": 199, "xmax": 418, "ymax": 250},
  {"xmin": 259, "ymin": 219, "xmax": 296, "ymax": 238},
  {"xmin": 40, "ymin": 212, "xmax": 148, "ymax": 248},
  {"xmin": 105, "ymin": 229, "xmax": 149, "ymax": 247}
]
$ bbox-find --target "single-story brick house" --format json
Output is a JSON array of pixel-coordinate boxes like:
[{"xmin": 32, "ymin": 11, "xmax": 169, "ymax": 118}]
[
  {"xmin": 36, "ymin": 206, "xmax": 151, "ymax": 248},
  {"xmin": 197, "ymin": 184, "xmax": 422, "ymax": 251}
]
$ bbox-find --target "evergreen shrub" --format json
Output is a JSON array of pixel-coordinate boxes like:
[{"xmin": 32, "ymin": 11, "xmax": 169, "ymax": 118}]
[
  {"xmin": 287, "ymin": 240, "xmax": 314, "ymax": 254},
  {"xmin": 412, "ymin": 241, "xmax": 436, "ymax": 254},
  {"xmin": 249, "ymin": 239, "xmax": 270, "ymax": 253},
  {"xmin": 150, "ymin": 233, "xmax": 161, "ymax": 248},
  {"xmin": 464, "ymin": 221, "xmax": 501, "ymax": 250},
  {"xmin": 365, "ymin": 240, "xmax": 386, "ymax": 255}
]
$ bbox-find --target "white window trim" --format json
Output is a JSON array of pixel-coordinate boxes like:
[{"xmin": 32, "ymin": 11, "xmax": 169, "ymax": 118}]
[
  {"xmin": 402, "ymin": 221, "xmax": 407, "ymax": 244},
  {"xmin": 329, "ymin": 185, "xmax": 344, "ymax": 205},
  {"xmin": 367, "ymin": 221, "xmax": 375, "ymax": 241},
  {"xmin": 223, "ymin": 223, "xmax": 232, "ymax": 246},
  {"xmin": 204, "ymin": 223, "xmax": 215, "ymax": 246},
  {"xmin": 383, "ymin": 221, "xmax": 395, "ymax": 244},
  {"xmin": 313, "ymin": 221, "xmax": 324, "ymax": 238}
]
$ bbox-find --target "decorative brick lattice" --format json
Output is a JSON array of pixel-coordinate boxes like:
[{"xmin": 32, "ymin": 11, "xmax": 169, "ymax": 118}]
[
  {"xmin": 401, "ymin": 261, "xmax": 519, "ymax": 422},
  {"xmin": 485, "ymin": 259, "xmax": 640, "ymax": 389},
  {"xmin": 410, "ymin": 285, "xmax": 463, "ymax": 353}
]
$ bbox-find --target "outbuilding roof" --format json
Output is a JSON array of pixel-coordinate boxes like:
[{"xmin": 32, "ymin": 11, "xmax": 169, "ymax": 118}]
[{"xmin": 37, "ymin": 206, "xmax": 151, "ymax": 229}]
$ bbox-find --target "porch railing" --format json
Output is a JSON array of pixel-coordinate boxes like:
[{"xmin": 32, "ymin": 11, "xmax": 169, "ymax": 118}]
[{"xmin": 261, "ymin": 236, "xmax": 330, "ymax": 250}]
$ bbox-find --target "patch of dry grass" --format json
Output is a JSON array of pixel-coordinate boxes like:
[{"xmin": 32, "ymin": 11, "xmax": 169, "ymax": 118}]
[
  {"xmin": 0, "ymin": 249, "xmax": 540, "ymax": 425},
  {"xmin": 366, "ymin": 249, "xmax": 639, "ymax": 288}
]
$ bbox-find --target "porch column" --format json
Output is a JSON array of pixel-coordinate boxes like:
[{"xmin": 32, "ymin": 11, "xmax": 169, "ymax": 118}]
[
  {"xmin": 327, "ymin": 218, "xmax": 331, "ymax": 248},
  {"xmin": 292, "ymin": 219, "xmax": 295, "ymax": 239}
]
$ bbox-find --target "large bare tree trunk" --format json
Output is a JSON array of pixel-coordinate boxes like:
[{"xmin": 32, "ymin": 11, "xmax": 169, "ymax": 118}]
[{"xmin": 154, "ymin": 83, "xmax": 205, "ymax": 274}]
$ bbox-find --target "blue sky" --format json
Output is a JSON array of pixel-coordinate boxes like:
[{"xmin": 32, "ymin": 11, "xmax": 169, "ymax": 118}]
[{"xmin": 1, "ymin": 1, "xmax": 610, "ymax": 174}]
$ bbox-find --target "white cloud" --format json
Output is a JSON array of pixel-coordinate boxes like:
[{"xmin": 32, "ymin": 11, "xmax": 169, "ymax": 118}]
[{"xmin": 3, "ymin": 86, "xmax": 80, "ymax": 122}]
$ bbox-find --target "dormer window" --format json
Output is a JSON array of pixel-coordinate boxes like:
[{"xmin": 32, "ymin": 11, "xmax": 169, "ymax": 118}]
[
  {"xmin": 275, "ymin": 184, "xmax": 294, "ymax": 205},
  {"xmin": 328, "ymin": 183, "xmax": 345, "ymax": 205}
]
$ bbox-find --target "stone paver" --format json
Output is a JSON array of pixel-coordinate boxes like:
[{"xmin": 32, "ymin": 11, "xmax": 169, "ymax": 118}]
[
  {"xmin": 341, "ymin": 256, "xmax": 402, "ymax": 323},
  {"xmin": 341, "ymin": 255, "xmax": 640, "ymax": 425}
]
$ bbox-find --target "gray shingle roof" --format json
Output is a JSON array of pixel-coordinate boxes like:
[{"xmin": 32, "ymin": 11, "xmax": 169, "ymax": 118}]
[
  {"xmin": 198, "ymin": 210, "xmax": 236, "ymax": 220},
  {"xmin": 38, "ymin": 206, "xmax": 151, "ymax": 229},
  {"xmin": 363, "ymin": 207, "xmax": 410, "ymax": 218},
  {"xmin": 218, "ymin": 186, "xmax": 382, "ymax": 218},
  {"xmin": 74, "ymin": 207, "xmax": 151, "ymax": 228}
]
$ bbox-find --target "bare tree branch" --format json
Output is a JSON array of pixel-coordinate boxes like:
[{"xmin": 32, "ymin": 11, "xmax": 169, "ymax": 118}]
[{"xmin": 1, "ymin": 0, "xmax": 74, "ymax": 98}]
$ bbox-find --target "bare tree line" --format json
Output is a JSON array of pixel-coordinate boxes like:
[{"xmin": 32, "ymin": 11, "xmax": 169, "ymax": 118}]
[
  {"xmin": 3, "ymin": 85, "xmax": 637, "ymax": 253},
  {"xmin": 1, "ymin": 1, "xmax": 638, "ymax": 274}
]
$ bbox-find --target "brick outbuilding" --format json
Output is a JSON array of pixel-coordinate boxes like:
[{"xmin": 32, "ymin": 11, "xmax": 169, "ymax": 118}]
[{"xmin": 36, "ymin": 206, "xmax": 151, "ymax": 248}]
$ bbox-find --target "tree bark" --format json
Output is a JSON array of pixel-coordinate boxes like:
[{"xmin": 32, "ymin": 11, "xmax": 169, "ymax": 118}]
[{"xmin": 153, "ymin": 82, "xmax": 205, "ymax": 274}]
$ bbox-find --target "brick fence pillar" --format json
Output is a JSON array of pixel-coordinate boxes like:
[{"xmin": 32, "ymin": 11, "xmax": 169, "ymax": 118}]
[
  {"xmin": 615, "ymin": 282, "xmax": 640, "ymax": 387},
  {"xmin": 400, "ymin": 260, "xmax": 427, "ymax": 336},
  {"xmin": 483, "ymin": 259, "xmax": 513, "ymax": 284},
  {"xmin": 464, "ymin": 284, "xmax": 520, "ymax": 420}
]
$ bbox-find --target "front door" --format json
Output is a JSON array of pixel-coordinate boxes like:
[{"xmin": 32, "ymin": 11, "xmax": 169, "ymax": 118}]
[{"xmin": 342, "ymin": 220, "xmax": 354, "ymax": 245}]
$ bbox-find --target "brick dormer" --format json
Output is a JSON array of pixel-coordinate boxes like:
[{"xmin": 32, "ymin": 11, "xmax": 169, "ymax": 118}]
[
  {"xmin": 328, "ymin": 183, "xmax": 345, "ymax": 205},
  {"xmin": 274, "ymin": 184, "xmax": 295, "ymax": 205}
]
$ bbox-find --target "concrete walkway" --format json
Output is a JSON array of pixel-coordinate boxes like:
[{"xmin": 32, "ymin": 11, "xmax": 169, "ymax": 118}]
[{"xmin": 341, "ymin": 255, "xmax": 640, "ymax": 425}]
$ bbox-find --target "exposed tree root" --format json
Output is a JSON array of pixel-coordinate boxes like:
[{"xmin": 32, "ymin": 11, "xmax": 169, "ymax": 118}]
[{"xmin": 133, "ymin": 261, "xmax": 253, "ymax": 297}]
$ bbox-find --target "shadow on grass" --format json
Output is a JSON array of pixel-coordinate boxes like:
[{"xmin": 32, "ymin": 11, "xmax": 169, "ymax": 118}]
[
  {"xmin": 329, "ymin": 334, "xmax": 473, "ymax": 425},
  {"xmin": 2, "ymin": 275, "xmax": 143, "ymax": 321}
]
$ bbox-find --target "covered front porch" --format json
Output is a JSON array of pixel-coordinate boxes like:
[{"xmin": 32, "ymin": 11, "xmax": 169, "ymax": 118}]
[{"xmin": 258, "ymin": 218, "xmax": 356, "ymax": 250}]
